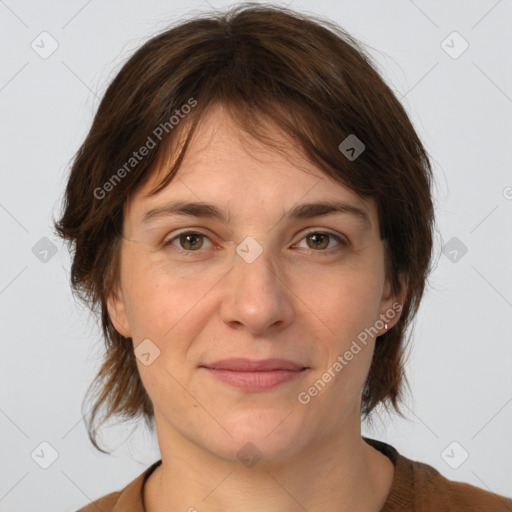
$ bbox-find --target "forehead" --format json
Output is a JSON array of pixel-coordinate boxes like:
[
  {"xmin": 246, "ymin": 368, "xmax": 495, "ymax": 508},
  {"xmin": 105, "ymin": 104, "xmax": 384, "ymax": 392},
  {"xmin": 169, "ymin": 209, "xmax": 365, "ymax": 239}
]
[{"xmin": 125, "ymin": 104, "xmax": 377, "ymax": 226}]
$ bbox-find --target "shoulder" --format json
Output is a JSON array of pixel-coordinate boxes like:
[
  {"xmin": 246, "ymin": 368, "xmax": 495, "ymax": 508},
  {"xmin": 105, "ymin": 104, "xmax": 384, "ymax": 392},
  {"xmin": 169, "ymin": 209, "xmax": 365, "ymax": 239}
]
[
  {"xmin": 363, "ymin": 437, "xmax": 512, "ymax": 511},
  {"xmin": 75, "ymin": 491, "xmax": 122, "ymax": 512},
  {"xmin": 408, "ymin": 458, "xmax": 512, "ymax": 511},
  {"xmin": 74, "ymin": 459, "xmax": 162, "ymax": 512}
]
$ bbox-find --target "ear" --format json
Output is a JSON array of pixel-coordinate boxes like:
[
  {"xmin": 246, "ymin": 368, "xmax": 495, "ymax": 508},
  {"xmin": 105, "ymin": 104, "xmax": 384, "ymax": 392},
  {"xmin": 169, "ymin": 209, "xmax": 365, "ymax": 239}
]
[
  {"xmin": 106, "ymin": 287, "xmax": 131, "ymax": 338},
  {"xmin": 377, "ymin": 272, "xmax": 408, "ymax": 335}
]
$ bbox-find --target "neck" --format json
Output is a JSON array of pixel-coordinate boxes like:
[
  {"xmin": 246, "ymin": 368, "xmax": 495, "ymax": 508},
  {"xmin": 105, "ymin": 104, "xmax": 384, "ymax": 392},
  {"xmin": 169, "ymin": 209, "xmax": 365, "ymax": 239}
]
[{"xmin": 144, "ymin": 417, "xmax": 394, "ymax": 512}]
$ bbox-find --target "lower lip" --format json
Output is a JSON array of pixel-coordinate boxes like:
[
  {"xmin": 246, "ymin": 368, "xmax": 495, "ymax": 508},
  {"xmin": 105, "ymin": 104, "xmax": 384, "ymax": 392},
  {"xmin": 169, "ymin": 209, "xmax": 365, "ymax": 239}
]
[{"xmin": 203, "ymin": 368, "xmax": 307, "ymax": 391}]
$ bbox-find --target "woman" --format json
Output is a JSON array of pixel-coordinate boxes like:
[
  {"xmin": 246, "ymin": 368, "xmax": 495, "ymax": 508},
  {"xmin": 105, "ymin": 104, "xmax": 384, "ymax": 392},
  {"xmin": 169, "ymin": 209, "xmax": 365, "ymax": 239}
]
[{"xmin": 54, "ymin": 3, "xmax": 512, "ymax": 511}]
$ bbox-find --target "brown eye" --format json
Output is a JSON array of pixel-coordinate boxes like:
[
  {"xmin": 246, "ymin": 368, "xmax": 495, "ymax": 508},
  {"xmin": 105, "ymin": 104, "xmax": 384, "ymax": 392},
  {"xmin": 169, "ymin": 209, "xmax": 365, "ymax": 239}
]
[
  {"xmin": 298, "ymin": 231, "xmax": 345, "ymax": 252},
  {"xmin": 179, "ymin": 233, "xmax": 204, "ymax": 250},
  {"xmin": 165, "ymin": 231, "xmax": 212, "ymax": 252},
  {"xmin": 306, "ymin": 233, "xmax": 330, "ymax": 250}
]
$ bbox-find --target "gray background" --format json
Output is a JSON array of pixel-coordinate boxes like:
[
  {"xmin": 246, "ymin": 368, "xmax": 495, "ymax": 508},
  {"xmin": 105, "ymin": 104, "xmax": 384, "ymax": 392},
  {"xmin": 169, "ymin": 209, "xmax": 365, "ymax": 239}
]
[{"xmin": 0, "ymin": 0, "xmax": 511, "ymax": 510}]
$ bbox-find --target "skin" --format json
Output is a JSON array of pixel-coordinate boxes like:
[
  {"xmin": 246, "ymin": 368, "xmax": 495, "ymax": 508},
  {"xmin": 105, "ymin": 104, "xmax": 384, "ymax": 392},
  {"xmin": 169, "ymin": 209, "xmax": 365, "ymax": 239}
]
[{"xmin": 107, "ymin": 103, "xmax": 407, "ymax": 512}]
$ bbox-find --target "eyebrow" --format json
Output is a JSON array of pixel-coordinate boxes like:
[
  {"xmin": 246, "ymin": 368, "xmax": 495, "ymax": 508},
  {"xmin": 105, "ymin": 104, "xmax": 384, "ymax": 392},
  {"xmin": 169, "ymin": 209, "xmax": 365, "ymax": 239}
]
[{"xmin": 141, "ymin": 200, "xmax": 372, "ymax": 230}]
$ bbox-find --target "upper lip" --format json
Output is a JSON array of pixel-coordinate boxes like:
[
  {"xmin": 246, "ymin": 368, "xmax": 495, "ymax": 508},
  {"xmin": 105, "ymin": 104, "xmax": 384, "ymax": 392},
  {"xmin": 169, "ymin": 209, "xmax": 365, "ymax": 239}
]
[{"xmin": 201, "ymin": 358, "xmax": 308, "ymax": 371}]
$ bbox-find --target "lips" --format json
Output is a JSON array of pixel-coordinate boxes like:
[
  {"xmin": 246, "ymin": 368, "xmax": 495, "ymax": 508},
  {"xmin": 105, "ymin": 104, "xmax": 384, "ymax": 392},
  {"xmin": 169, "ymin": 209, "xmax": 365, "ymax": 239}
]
[
  {"xmin": 200, "ymin": 358, "xmax": 309, "ymax": 391},
  {"xmin": 201, "ymin": 358, "xmax": 307, "ymax": 372}
]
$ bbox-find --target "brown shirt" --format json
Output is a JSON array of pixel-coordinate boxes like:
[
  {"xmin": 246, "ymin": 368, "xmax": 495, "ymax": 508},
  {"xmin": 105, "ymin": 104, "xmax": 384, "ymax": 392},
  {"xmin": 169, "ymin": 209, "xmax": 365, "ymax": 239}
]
[{"xmin": 76, "ymin": 438, "xmax": 512, "ymax": 511}]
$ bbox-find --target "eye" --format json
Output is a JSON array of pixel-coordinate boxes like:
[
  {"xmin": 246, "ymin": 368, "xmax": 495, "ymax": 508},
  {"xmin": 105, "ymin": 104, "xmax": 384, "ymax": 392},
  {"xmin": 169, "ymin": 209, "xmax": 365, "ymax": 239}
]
[
  {"xmin": 163, "ymin": 229, "xmax": 347, "ymax": 255},
  {"xmin": 295, "ymin": 231, "xmax": 347, "ymax": 253},
  {"xmin": 164, "ymin": 231, "xmax": 212, "ymax": 252}
]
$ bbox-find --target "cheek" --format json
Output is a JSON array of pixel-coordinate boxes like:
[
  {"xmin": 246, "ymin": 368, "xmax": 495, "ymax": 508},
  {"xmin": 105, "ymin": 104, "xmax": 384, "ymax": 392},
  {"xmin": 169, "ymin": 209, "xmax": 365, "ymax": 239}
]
[
  {"xmin": 122, "ymin": 256, "xmax": 221, "ymax": 357},
  {"xmin": 126, "ymin": 278, "xmax": 189, "ymax": 341},
  {"xmin": 303, "ymin": 265, "xmax": 383, "ymax": 339}
]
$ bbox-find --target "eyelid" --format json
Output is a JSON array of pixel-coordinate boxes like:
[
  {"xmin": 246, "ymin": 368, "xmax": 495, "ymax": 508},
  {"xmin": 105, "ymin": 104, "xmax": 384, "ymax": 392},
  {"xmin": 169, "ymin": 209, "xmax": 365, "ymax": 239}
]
[{"xmin": 298, "ymin": 227, "xmax": 347, "ymax": 242}]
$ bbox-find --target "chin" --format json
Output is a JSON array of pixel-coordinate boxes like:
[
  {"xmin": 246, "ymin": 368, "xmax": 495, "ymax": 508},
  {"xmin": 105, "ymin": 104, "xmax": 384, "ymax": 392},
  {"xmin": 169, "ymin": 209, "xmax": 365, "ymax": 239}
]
[{"xmin": 208, "ymin": 419, "xmax": 307, "ymax": 466}]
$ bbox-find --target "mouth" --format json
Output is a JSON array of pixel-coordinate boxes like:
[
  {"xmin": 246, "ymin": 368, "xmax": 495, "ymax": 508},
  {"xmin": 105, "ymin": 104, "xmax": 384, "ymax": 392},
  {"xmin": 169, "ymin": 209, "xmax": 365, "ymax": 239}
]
[
  {"xmin": 199, "ymin": 358, "xmax": 310, "ymax": 391},
  {"xmin": 200, "ymin": 358, "xmax": 308, "ymax": 372}
]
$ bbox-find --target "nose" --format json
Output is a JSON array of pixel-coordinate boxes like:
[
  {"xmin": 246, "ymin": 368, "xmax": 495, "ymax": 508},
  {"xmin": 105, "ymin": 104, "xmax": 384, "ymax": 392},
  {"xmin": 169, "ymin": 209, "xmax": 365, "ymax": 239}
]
[{"xmin": 219, "ymin": 243, "xmax": 295, "ymax": 336}]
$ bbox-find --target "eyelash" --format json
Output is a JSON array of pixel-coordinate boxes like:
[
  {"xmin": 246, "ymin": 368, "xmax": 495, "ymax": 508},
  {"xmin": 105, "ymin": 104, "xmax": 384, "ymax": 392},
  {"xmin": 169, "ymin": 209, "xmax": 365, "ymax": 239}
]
[{"xmin": 163, "ymin": 229, "xmax": 348, "ymax": 256}]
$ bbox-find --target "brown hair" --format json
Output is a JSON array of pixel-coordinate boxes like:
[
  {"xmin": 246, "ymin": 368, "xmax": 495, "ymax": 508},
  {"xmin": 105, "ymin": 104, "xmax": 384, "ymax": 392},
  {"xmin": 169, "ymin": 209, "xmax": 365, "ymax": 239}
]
[{"xmin": 53, "ymin": 2, "xmax": 436, "ymax": 453}]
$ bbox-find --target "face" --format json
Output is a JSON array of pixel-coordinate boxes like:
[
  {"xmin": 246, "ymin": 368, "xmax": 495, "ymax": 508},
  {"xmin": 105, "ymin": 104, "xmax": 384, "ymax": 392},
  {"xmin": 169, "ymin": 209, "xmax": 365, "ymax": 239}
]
[{"xmin": 107, "ymin": 104, "xmax": 405, "ymax": 465}]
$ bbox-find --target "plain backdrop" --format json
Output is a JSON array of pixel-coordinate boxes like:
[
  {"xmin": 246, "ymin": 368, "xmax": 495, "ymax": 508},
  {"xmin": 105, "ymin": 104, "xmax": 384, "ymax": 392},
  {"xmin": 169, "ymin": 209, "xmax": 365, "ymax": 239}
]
[{"xmin": 0, "ymin": 0, "xmax": 511, "ymax": 510}]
